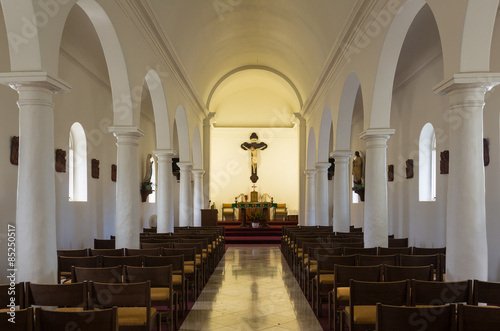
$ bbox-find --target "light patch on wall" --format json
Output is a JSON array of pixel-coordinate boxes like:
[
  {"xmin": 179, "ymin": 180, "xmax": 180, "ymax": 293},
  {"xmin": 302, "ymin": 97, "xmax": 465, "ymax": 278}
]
[{"xmin": 210, "ymin": 69, "xmax": 300, "ymax": 128}]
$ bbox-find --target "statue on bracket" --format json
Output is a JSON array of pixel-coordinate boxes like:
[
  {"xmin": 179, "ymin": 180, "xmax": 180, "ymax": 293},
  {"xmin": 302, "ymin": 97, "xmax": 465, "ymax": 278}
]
[
  {"xmin": 352, "ymin": 151, "xmax": 365, "ymax": 201},
  {"xmin": 241, "ymin": 132, "xmax": 268, "ymax": 183},
  {"xmin": 141, "ymin": 154, "xmax": 154, "ymax": 202}
]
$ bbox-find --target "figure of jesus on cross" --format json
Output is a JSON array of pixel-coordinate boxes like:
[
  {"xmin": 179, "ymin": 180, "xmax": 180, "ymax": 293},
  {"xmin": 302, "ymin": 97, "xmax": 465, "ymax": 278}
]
[{"xmin": 241, "ymin": 132, "xmax": 268, "ymax": 183}]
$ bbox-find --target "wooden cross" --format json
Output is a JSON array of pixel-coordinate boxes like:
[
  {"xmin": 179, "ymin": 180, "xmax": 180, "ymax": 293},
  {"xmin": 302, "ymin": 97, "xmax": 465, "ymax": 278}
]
[{"xmin": 241, "ymin": 132, "xmax": 268, "ymax": 183}]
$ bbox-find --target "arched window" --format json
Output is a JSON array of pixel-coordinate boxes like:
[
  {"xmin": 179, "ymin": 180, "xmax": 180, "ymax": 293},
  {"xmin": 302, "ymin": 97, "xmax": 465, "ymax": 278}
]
[
  {"xmin": 419, "ymin": 123, "xmax": 436, "ymax": 201},
  {"xmin": 69, "ymin": 123, "xmax": 87, "ymax": 201},
  {"xmin": 148, "ymin": 155, "xmax": 156, "ymax": 203}
]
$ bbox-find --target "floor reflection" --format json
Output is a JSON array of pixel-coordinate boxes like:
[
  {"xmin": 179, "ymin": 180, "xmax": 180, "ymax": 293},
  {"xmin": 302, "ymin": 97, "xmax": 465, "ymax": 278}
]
[{"xmin": 180, "ymin": 246, "xmax": 322, "ymax": 330}]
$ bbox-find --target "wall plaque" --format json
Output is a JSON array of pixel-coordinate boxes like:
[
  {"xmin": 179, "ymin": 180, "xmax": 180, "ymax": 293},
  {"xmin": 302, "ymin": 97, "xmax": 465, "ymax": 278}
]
[
  {"xmin": 440, "ymin": 150, "xmax": 449, "ymax": 174},
  {"xmin": 91, "ymin": 159, "xmax": 100, "ymax": 179},
  {"xmin": 388, "ymin": 164, "xmax": 394, "ymax": 182},
  {"xmin": 406, "ymin": 159, "xmax": 414, "ymax": 179},
  {"xmin": 10, "ymin": 136, "xmax": 19, "ymax": 165},
  {"xmin": 55, "ymin": 149, "xmax": 66, "ymax": 173},
  {"xmin": 111, "ymin": 164, "xmax": 117, "ymax": 182}
]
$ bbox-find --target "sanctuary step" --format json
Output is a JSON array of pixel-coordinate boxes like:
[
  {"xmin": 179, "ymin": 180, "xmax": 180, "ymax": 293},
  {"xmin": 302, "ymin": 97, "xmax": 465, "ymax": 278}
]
[
  {"xmin": 217, "ymin": 220, "xmax": 298, "ymax": 227},
  {"xmin": 224, "ymin": 227, "xmax": 282, "ymax": 237},
  {"xmin": 223, "ymin": 226, "xmax": 283, "ymax": 245}
]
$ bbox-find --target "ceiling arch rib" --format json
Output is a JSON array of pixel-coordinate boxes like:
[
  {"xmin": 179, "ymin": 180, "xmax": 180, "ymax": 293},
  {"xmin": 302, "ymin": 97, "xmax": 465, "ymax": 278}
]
[{"xmin": 208, "ymin": 67, "xmax": 302, "ymax": 128}]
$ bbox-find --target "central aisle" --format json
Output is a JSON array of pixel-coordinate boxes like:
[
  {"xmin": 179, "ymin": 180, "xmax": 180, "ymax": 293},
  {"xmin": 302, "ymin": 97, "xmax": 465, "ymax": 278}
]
[{"xmin": 180, "ymin": 246, "xmax": 322, "ymax": 330}]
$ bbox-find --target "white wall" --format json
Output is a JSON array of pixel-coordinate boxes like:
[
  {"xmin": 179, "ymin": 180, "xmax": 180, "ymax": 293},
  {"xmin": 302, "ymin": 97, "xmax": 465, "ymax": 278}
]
[
  {"xmin": 350, "ymin": 90, "xmax": 365, "ymax": 228},
  {"xmin": 388, "ymin": 56, "xmax": 448, "ymax": 247},
  {"xmin": 139, "ymin": 111, "xmax": 157, "ymax": 230},
  {"xmin": 210, "ymin": 127, "xmax": 299, "ymax": 219},
  {"xmin": 53, "ymin": 49, "xmax": 117, "ymax": 250}
]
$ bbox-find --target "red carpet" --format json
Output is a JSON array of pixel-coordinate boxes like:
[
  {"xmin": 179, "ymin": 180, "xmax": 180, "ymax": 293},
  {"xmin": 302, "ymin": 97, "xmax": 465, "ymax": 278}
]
[{"xmin": 223, "ymin": 226, "xmax": 283, "ymax": 244}]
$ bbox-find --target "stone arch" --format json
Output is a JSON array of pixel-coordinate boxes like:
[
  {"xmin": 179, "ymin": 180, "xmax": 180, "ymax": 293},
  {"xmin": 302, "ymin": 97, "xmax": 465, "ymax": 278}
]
[
  {"xmin": 174, "ymin": 105, "xmax": 190, "ymax": 162},
  {"xmin": 306, "ymin": 127, "xmax": 316, "ymax": 169},
  {"xmin": 335, "ymin": 72, "xmax": 361, "ymax": 151},
  {"xmin": 145, "ymin": 69, "xmax": 171, "ymax": 149},
  {"xmin": 75, "ymin": 0, "xmax": 134, "ymax": 126},
  {"xmin": 369, "ymin": 0, "xmax": 427, "ymax": 129},
  {"xmin": 460, "ymin": 0, "xmax": 498, "ymax": 72},
  {"xmin": 206, "ymin": 65, "xmax": 303, "ymax": 109},
  {"xmin": 317, "ymin": 107, "xmax": 332, "ymax": 162},
  {"xmin": 192, "ymin": 126, "xmax": 202, "ymax": 169},
  {"xmin": 0, "ymin": 0, "xmax": 77, "ymax": 73}
]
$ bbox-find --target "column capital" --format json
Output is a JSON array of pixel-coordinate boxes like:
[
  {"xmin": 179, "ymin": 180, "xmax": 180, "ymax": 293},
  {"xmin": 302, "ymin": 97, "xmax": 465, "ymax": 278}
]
[
  {"xmin": 304, "ymin": 169, "xmax": 317, "ymax": 177},
  {"xmin": 109, "ymin": 126, "xmax": 144, "ymax": 146},
  {"xmin": 154, "ymin": 149, "xmax": 176, "ymax": 161},
  {"xmin": 360, "ymin": 128, "xmax": 395, "ymax": 141},
  {"xmin": 177, "ymin": 162, "xmax": 193, "ymax": 172},
  {"xmin": 292, "ymin": 113, "xmax": 305, "ymax": 126},
  {"xmin": 108, "ymin": 126, "xmax": 145, "ymax": 136},
  {"xmin": 0, "ymin": 71, "xmax": 71, "ymax": 93},
  {"xmin": 433, "ymin": 72, "xmax": 500, "ymax": 95},
  {"xmin": 315, "ymin": 162, "xmax": 331, "ymax": 171},
  {"xmin": 204, "ymin": 112, "xmax": 216, "ymax": 127},
  {"xmin": 192, "ymin": 169, "xmax": 205, "ymax": 177},
  {"xmin": 331, "ymin": 150, "xmax": 353, "ymax": 160}
]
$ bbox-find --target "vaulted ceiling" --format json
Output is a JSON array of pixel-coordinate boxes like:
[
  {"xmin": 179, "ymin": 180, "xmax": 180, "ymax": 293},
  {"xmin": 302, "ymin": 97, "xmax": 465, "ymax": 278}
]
[
  {"xmin": 59, "ymin": 1, "xmax": 440, "ymax": 128},
  {"xmin": 148, "ymin": 0, "xmax": 361, "ymax": 126}
]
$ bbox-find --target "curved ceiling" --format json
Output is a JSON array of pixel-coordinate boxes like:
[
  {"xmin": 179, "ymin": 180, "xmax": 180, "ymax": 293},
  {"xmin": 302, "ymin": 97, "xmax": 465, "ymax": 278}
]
[
  {"xmin": 209, "ymin": 68, "xmax": 301, "ymax": 127},
  {"xmin": 149, "ymin": 0, "xmax": 360, "ymax": 125}
]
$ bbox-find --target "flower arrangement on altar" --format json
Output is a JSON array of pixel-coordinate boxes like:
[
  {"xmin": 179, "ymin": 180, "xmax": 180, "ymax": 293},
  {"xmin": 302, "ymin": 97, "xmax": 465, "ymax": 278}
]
[{"xmin": 247, "ymin": 208, "xmax": 265, "ymax": 225}]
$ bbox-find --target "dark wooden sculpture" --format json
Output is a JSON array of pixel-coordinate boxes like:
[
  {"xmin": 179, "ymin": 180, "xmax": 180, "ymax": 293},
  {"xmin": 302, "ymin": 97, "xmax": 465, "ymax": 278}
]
[
  {"xmin": 91, "ymin": 159, "xmax": 100, "ymax": 179},
  {"xmin": 55, "ymin": 149, "xmax": 66, "ymax": 173},
  {"xmin": 10, "ymin": 136, "xmax": 19, "ymax": 165},
  {"xmin": 440, "ymin": 150, "xmax": 449, "ymax": 174}
]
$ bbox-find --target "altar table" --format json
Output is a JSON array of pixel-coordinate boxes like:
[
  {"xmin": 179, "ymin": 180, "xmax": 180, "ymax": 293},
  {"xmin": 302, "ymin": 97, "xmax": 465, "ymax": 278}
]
[{"xmin": 232, "ymin": 202, "xmax": 277, "ymax": 227}]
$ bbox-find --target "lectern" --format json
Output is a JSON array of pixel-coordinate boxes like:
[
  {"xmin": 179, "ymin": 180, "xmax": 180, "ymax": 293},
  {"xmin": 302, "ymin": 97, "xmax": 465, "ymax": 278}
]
[{"xmin": 201, "ymin": 209, "xmax": 218, "ymax": 226}]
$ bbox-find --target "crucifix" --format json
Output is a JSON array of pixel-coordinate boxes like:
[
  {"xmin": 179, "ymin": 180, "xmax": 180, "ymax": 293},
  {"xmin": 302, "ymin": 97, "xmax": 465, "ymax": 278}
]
[{"xmin": 241, "ymin": 132, "xmax": 268, "ymax": 183}]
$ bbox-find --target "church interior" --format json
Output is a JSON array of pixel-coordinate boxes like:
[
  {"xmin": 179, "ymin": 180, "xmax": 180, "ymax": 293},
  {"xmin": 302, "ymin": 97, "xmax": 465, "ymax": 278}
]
[{"xmin": 1, "ymin": 0, "xmax": 500, "ymax": 329}]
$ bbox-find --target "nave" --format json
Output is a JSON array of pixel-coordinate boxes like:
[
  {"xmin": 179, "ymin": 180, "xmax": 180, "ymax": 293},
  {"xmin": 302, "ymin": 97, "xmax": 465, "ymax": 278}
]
[{"xmin": 180, "ymin": 246, "xmax": 322, "ymax": 331}]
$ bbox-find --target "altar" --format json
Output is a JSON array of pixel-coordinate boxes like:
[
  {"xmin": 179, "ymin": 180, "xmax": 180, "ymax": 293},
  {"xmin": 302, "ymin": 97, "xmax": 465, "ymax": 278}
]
[{"xmin": 232, "ymin": 202, "xmax": 277, "ymax": 227}]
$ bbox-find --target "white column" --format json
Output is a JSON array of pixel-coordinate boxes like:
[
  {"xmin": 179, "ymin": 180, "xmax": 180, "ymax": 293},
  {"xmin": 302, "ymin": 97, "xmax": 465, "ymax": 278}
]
[
  {"xmin": 109, "ymin": 126, "xmax": 144, "ymax": 249},
  {"xmin": 434, "ymin": 73, "xmax": 500, "ymax": 281},
  {"xmin": 293, "ymin": 113, "xmax": 307, "ymax": 224},
  {"xmin": 360, "ymin": 129, "xmax": 394, "ymax": 248},
  {"xmin": 315, "ymin": 162, "xmax": 330, "ymax": 226},
  {"xmin": 154, "ymin": 149, "xmax": 176, "ymax": 233},
  {"xmin": 0, "ymin": 72, "xmax": 70, "ymax": 283},
  {"xmin": 332, "ymin": 151, "xmax": 353, "ymax": 232},
  {"xmin": 192, "ymin": 169, "xmax": 205, "ymax": 227},
  {"xmin": 178, "ymin": 162, "xmax": 193, "ymax": 227},
  {"xmin": 203, "ymin": 113, "xmax": 216, "ymax": 208},
  {"xmin": 304, "ymin": 169, "xmax": 317, "ymax": 226}
]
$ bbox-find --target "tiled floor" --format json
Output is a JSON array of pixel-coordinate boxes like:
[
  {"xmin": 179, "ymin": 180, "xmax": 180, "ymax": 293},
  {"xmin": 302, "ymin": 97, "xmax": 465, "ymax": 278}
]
[{"xmin": 180, "ymin": 246, "xmax": 322, "ymax": 330}]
